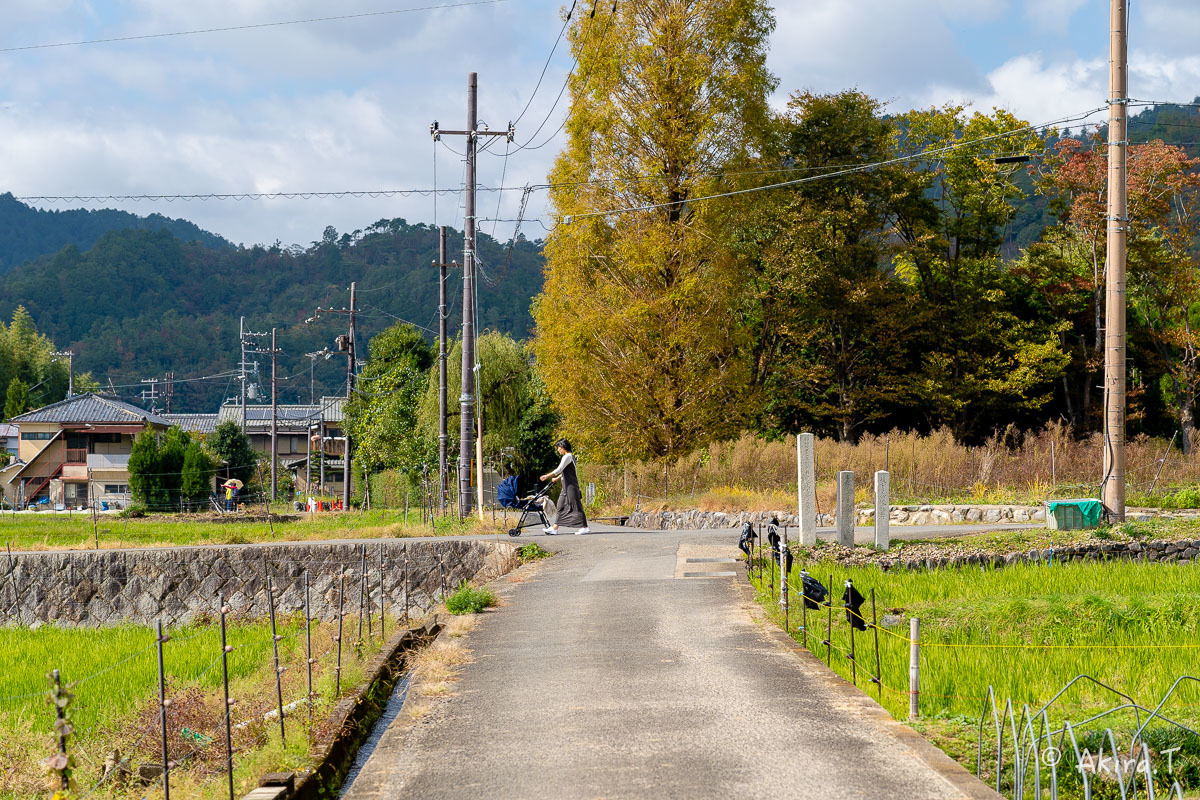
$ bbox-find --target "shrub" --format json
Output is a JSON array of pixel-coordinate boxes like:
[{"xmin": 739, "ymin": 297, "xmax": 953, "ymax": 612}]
[
  {"xmin": 119, "ymin": 504, "xmax": 147, "ymax": 518},
  {"xmin": 516, "ymin": 543, "xmax": 553, "ymax": 562},
  {"xmin": 445, "ymin": 582, "xmax": 496, "ymax": 615}
]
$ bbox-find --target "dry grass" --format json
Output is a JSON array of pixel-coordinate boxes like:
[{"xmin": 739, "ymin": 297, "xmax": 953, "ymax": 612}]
[
  {"xmin": 402, "ymin": 615, "xmax": 477, "ymax": 722},
  {"xmin": 580, "ymin": 425, "xmax": 1200, "ymax": 509}
]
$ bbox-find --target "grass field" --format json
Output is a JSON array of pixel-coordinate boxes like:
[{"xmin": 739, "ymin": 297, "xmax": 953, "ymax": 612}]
[
  {"xmin": 749, "ymin": 556, "xmax": 1200, "ymax": 795},
  {"xmin": 0, "ymin": 506, "xmax": 507, "ymax": 552},
  {"xmin": 0, "ymin": 611, "xmax": 390, "ymax": 799}
]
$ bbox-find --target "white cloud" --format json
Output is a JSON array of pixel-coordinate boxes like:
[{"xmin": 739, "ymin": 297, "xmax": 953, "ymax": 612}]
[{"xmin": 1022, "ymin": 0, "xmax": 1087, "ymax": 35}]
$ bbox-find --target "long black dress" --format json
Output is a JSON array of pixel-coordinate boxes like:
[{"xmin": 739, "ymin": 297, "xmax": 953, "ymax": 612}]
[{"xmin": 553, "ymin": 453, "xmax": 588, "ymax": 528}]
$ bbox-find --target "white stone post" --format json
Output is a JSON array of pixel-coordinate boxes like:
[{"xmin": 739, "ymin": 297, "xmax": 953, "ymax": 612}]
[
  {"xmin": 836, "ymin": 470, "xmax": 855, "ymax": 546},
  {"xmin": 874, "ymin": 470, "xmax": 890, "ymax": 550},
  {"xmin": 797, "ymin": 433, "xmax": 817, "ymax": 545}
]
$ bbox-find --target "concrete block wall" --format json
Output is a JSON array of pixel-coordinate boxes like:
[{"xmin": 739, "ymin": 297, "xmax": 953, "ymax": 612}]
[{"xmin": 0, "ymin": 539, "xmax": 518, "ymax": 627}]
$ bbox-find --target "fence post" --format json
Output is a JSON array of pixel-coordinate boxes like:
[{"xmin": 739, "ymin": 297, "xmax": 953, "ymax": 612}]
[
  {"xmin": 156, "ymin": 620, "xmax": 171, "ymax": 800},
  {"xmin": 335, "ymin": 570, "xmax": 345, "ymax": 696},
  {"xmin": 800, "ymin": 571, "xmax": 808, "ymax": 648},
  {"xmin": 219, "ymin": 593, "xmax": 235, "ymax": 800},
  {"xmin": 779, "ymin": 529, "xmax": 789, "ymax": 634},
  {"xmin": 358, "ymin": 546, "xmax": 367, "ymax": 643},
  {"xmin": 378, "ymin": 542, "xmax": 386, "ymax": 641},
  {"xmin": 267, "ymin": 577, "xmax": 285, "ymax": 744},
  {"xmin": 304, "ymin": 573, "xmax": 313, "ymax": 723},
  {"xmin": 849, "ymin": 591, "xmax": 857, "ymax": 686},
  {"xmin": 50, "ymin": 669, "xmax": 71, "ymax": 794},
  {"xmin": 871, "ymin": 589, "xmax": 882, "ymax": 702},
  {"xmin": 825, "ymin": 573, "xmax": 833, "ymax": 667},
  {"xmin": 403, "ymin": 544, "xmax": 410, "ymax": 624},
  {"xmin": 909, "ymin": 617, "xmax": 920, "ymax": 720}
]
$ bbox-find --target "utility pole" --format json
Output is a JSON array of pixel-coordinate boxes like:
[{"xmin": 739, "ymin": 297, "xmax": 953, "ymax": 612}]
[
  {"xmin": 431, "ymin": 72, "xmax": 514, "ymax": 517},
  {"xmin": 239, "ymin": 317, "xmax": 269, "ymax": 434},
  {"xmin": 304, "ymin": 349, "xmax": 331, "ymax": 406},
  {"xmin": 140, "ymin": 378, "xmax": 159, "ymax": 412},
  {"xmin": 1102, "ymin": 0, "xmax": 1128, "ymax": 521},
  {"xmin": 163, "ymin": 372, "xmax": 174, "ymax": 414},
  {"xmin": 253, "ymin": 331, "xmax": 282, "ymax": 502},
  {"xmin": 310, "ymin": 283, "xmax": 359, "ymax": 509},
  {"xmin": 51, "ymin": 351, "xmax": 74, "ymax": 399},
  {"xmin": 431, "ymin": 226, "xmax": 455, "ymax": 512}
]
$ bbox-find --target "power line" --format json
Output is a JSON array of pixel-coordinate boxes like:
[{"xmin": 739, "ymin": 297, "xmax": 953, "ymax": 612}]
[
  {"xmin": 13, "ymin": 187, "xmax": 515, "ymax": 203},
  {"xmin": 512, "ymin": 1, "xmax": 577, "ymax": 126},
  {"xmin": 561, "ymin": 106, "xmax": 1110, "ymax": 223},
  {"xmin": 0, "ymin": 0, "xmax": 510, "ymax": 54}
]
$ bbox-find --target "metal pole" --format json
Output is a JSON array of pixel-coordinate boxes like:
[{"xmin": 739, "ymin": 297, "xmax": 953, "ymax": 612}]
[
  {"xmin": 780, "ymin": 532, "xmax": 789, "ymax": 634},
  {"xmin": 379, "ymin": 542, "xmax": 386, "ymax": 641},
  {"xmin": 849, "ymin": 594, "xmax": 857, "ymax": 686},
  {"xmin": 240, "ymin": 316, "xmax": 247, "ymax": 434},
  {"xmin": 267, "ymin": 577, "xmax": 285, "ymax": 743},
  {"xmin": 438, "ymin": 226, "xmax": 449, "ymax": 512},
  {"xmin": 800, "ymin": 575, "xmax": 808, "ymax": 648},
  {"xmin": 52, "ymin": 669, "xmax": 69, "ymax": 793},
  {"xmin": 909, "ymin": 617, "xmax": 921, "ymax": 720},
  {"xmin": 871, "ymin": 589, "xmax": 882, "ymax": 702},
  {"xmin": 403, "ymin": 544, "xmax": 410, "ymax": 624},
  {"xmin": 319, "ymin": 417, "xmax": 326, "ymax": 492},
  {"xmin": 335, "ymin": 571, "xmax": 345, "ymax": 696},
  {"xmin": 344, "ymin": 282, "xmax": 356, "ymax": 511},
  {"xmin": 156, "ymin": 620, "xmax": 171, "ymax": 800},
  {"xmin": 358, "ymin": 546, "xmax": 367, "ymax": 643},
  {"xmin": 826, "ymin": 574, "xmax": 833, "ymax": 667},
  {"xmin": 219, "ymin": 594, "xmax": 235, "ymax": 800},
  {"xmin": 306, "ymin": 418, "xmax": 313, "ymax": 500},
  {"xmin": 459, "ymin": 72, "xmax": 478, "ymax": 518},
  {"xmin": 1150, "ymin": 431, "xmax": 1177, "ymax": 495},
  {"xmin": 304, "ymin": 573, "xmax": 313, "ymax": 723},
  {"xmin": 1102, "ymin": 0, "xmax": 1128, "ymax": 521},
  {"xmin": 270, "ymin": 328, "xmax": 278, "ymax": 503}
]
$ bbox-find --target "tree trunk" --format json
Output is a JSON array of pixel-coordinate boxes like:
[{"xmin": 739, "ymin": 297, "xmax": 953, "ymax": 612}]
[{"xmin": 1181, "ymin": 379, "xmax": 1195, "ymax": 456}]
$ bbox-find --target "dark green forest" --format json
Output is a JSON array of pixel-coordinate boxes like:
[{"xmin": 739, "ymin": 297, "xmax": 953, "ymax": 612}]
[
  {"xmin": 0, "ymin": 193, "xmax": 231, "ymax": 272},
  {"xmin": 0, "ymin": 214, "xmax": 544, "ymax": 413}
]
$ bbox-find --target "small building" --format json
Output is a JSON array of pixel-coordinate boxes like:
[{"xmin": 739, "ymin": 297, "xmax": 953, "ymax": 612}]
[
  {"xmin": 216, "ymin": 397, "xmax": 347, "ymax": 496},
  {"xmin": 7, "ymin": 394, "xmax": 170, "ymax": 509},
  {"xmin": 0, "ymin": 423, "xmax": 17, "ymax": 459}
]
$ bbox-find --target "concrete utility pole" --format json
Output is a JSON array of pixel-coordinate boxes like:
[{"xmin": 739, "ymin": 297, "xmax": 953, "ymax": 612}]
[
  {"xmin": 1102, "ymin": 0, "xmax": 1128, "ymax": 520},
  {"xmin": 431, "ymin": 72, "xmax": 514, "ymax": 517},
  {"xmin": 163, "ymin": 372, "xmax": 174, "ymax": 414},
  {"xmin": 310, "ymin": 283, "xmax": 359, "ymax": 509},
  {"xmin": 254, "ymin": 331, "xmax": 283, "ymax": 502},
  {"xmin": 51, "ymin": 351, "xmax": 74, "ymax": 398},
  {"xmin": 239, "ymin": 317, "xmax": 269, "ymax": 434},
  {"xmin": 140, "ymin": 378, "xmax": 159, "ymax": 412},
  {"xmin": 431, "ymin": 226, "xmax": 455, "ymax": 512}
]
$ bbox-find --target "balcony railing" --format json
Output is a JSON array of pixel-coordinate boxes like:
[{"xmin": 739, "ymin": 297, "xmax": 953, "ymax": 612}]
[
  {"xmin": 87, "ymin": 453, "xmax": 130, "ymax": 471},
  {"xmin": 65, "ymin": 448, "xmax": 87, "ymax": 464}
]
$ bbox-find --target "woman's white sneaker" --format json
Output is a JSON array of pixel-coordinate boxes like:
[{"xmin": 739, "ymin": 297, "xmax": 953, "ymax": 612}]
[{"xmin": 575, "ymin": 527, "xmax": 590, "ymax": 535}]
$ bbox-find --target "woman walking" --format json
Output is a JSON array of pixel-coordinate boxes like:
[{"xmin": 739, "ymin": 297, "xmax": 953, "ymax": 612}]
[{"xmin": 540, "ymin": 439, "xmax": 590, "ymax": 535}]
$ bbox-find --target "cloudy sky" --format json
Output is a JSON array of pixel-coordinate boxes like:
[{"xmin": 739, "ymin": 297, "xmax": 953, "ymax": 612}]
[{"xmin": 1, "ymin": 0, "xmax": 1197, "ymax": 248}]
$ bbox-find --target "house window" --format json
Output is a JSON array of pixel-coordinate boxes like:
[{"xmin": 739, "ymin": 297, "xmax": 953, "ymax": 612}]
[
  {"xmin": 21, "ymin": 432, "xmax": 55, "ymax": 440},
  {"xmin": 92, "ymin": 433, "xmax": 122, "ymax": 444},
  {"xmin": 103, "ymin": 484, "xmax": 129, "ymax": 495}
]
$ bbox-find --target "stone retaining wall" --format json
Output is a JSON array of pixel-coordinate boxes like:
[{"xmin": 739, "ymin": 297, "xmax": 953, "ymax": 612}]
[
  {"xmin": 626, "ymin": 504, "xmax": 1047, "ymax": 530},
  {"xmin": 0, "ymin": 539, "xmax": 518, "ymax": 627},
  {"xmin": 845, "ymin": 537, "xmax": 1200, "ymax": 571}
]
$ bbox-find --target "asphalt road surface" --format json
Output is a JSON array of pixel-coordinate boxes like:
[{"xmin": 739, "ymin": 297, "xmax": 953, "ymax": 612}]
[{"xmin": 344, "ymin": 526, "xmax": 1000, "ymax": 799}]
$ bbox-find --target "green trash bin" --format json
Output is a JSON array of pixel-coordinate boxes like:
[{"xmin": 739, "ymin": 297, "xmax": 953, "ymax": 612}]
[{"xmin": 1045, "ymin": 499, "xmax": 1103, "ymax": 530}]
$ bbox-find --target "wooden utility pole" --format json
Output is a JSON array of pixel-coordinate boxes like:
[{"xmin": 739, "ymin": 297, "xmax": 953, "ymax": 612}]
[
  {"xmin": 432, "ymin": 226, "xmax": 454, "ymax": 512},
  {"xmin": 310, "ymin": 283, "xmax": 359, "ymax": 509},
  {"xmin": 431, "ymin": 73, "xmax": 514, "ymax": 517},
  {"xmin": 1102, "ymin": 0, "xmax": 1128, "ymax": 520}
]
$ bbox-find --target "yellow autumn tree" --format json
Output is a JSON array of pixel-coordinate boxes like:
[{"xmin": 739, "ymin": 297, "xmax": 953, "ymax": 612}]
[{"xmin": 532, "ymin": 0, "xmax": 776, "ymax": 461}]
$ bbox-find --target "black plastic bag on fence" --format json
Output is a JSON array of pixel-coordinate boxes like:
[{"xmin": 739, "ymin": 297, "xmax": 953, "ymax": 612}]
[
  {"xmin": 842, "ymin": 579, "xmax": 867, "ymax": 631},
  {"xmin": 766, "ymin": 526, "xmax": 793, "ymax": 575},
  {"xmin": 737, "ymin": 522, "xmax": 756, "ymax": 557},
  {"xmin": 799, "ymin": 571, "xmax": 827, "ymax": 609}
]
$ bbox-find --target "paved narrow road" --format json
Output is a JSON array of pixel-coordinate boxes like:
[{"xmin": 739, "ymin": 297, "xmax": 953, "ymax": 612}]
[{"xmin": 345, "ymin": 527, "xmax": 999, "ymax": 799}]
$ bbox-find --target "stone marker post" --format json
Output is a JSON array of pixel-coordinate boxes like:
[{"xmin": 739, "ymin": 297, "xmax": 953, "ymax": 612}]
[
  {"xmin": 874, "ymin": 470, "xmax": 890, "ymax": 550},
  {"xmin": 797, "ymin": 433, "xmax": 817, "ymax": 545},
  {"xmin": 836, "ymin": 470, "xmax": 855, "ymax": 546}
]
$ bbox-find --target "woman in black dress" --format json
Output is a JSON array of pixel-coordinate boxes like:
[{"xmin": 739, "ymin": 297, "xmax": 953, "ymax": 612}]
[{"xmin": 540, "ymin": 439, "xmax": 590, "ymax": 535}]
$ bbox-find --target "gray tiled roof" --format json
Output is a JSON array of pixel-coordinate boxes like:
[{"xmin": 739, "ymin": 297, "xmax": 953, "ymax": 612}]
[
  {"xmin": 217, "ymin": 401, "xmax": 342, "ymax": 429},
  {"xmin": 11, "ymin": 394, "xmax": 171, "ymax": 426},
  {"xmin": 162, "ymin": 414, "xmax": 219, "ymax": 434}
]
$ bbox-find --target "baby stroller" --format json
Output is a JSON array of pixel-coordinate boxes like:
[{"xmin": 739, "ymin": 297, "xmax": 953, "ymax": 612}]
[{"xmin": 505, "ymin": 482, "xmax": 554, "ymax": 537}]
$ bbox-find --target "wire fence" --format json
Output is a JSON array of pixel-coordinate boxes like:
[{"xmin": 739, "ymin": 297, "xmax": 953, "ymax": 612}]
[
  {"xmin": 740, "ymin": 522, "xmax": 1200, "ymax": 798},
  {"xmin": 4, "ymin": 542, "xmax": 465, "ymax": 799}
]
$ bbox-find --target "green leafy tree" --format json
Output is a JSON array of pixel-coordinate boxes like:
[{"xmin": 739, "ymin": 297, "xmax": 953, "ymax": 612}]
[
  {"xmin": 181, "ymin": 439, "xmax": 216, "ymax": 510},
  {"xmin": 533, "ymin": 0, "xmax": 776, "ymax": 461},
  {"xmin": 127, "ymin": 429, "xmax": 161, "ymax": 508},
  {"xmin": 209, "ymin": 421, "xmax": 256, "ymax": 486},
  {"xmin": 3, "ymin": 377, "xmax": 29, "ymax": 420},
  {"xmin": 159, "ymin": 426, "xmax": 190, "ymax": 511}
]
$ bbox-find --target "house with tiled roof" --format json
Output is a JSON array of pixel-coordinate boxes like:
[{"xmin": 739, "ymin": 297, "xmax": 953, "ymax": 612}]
[
  {"xmin": 7, "ymin": 393, "xmax": 169, "ymax": 509},
  {"xmin": 214, "ymin": 397, "xmax": 347, "ymax": 496}
]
